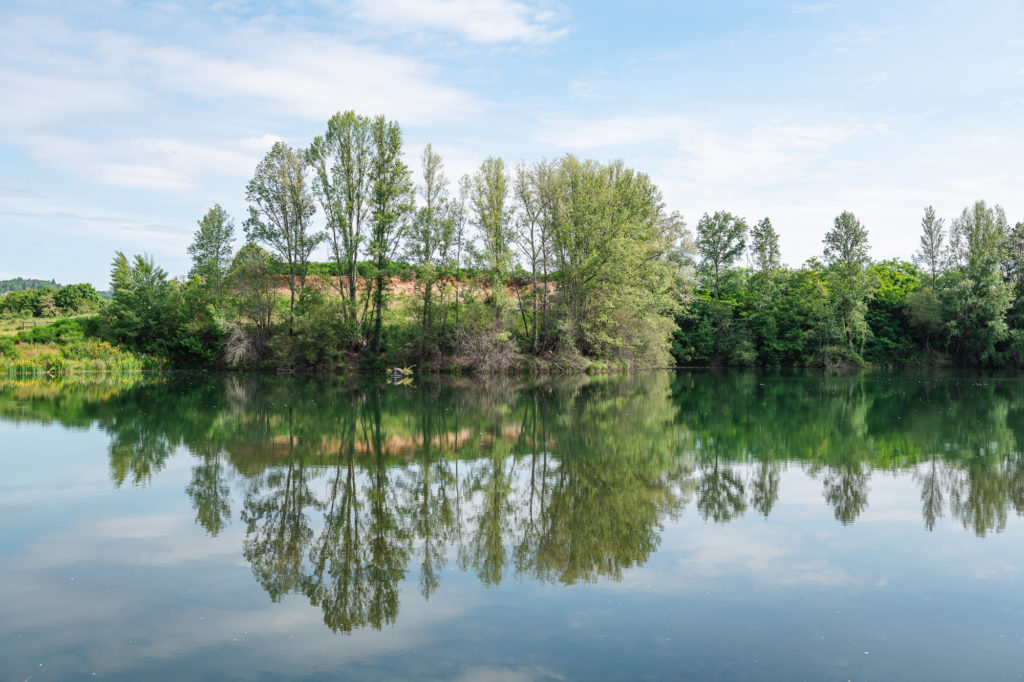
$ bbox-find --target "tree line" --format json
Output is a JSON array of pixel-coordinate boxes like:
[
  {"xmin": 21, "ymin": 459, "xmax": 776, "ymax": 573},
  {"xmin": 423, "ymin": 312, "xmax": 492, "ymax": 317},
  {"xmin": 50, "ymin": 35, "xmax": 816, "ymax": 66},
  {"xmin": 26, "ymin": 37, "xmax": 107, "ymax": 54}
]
[
  {"xmin": 676, "ymin": 201, "xmax": 1024, "ymax": 367},
  {"xmin": 104, "ymin": 110, "xmax": 688, "ymax": 371},
  {"xmin": 99, "ymin": 109, "xmax": 1021, "ymax": 370}
]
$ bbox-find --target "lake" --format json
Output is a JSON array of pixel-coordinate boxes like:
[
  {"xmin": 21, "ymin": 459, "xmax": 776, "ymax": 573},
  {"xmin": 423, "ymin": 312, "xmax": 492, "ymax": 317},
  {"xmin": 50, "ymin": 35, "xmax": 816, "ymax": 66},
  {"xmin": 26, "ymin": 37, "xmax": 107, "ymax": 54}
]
[{"xmin": 2, "ymin": 370, "xmax": 1024, "ymax": 680}]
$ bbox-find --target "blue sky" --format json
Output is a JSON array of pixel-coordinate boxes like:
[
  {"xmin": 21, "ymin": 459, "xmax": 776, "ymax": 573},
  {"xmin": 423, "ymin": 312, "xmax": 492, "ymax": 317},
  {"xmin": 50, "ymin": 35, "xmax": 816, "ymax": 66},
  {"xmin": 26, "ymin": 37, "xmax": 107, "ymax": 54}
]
[{"xmin": 1, "ymin": 0, "xmax": 1022, "ymax": 288}]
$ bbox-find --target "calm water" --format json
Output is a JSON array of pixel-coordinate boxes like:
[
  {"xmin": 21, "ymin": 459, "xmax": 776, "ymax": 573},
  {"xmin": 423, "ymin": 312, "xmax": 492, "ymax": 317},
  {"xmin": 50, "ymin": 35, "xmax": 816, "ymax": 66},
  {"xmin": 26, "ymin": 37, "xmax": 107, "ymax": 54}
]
[{"xmin": 2, "ymin": 371, "xmax": 1024, "ymax": 680}]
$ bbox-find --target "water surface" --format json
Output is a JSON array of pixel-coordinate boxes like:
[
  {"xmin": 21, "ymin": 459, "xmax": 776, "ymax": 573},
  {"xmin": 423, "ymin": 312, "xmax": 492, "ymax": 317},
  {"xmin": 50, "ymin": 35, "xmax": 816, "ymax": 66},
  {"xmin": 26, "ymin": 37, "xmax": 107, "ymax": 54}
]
[{"xmin": 2, "ymin": 371, "xmax": 1024, "ymax": 680}]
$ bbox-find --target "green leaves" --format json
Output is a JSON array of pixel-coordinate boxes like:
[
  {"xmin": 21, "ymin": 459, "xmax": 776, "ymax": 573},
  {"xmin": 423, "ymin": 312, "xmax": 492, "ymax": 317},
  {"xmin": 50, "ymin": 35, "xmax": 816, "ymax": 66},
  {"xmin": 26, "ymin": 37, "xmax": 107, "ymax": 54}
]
[
  {"xmin": 188, "ymin": 204, "xmax": 235, "ymax": 303},
  {"xmin": 696, "ymin": 211, "xmax": 747, "ymax": 300}
]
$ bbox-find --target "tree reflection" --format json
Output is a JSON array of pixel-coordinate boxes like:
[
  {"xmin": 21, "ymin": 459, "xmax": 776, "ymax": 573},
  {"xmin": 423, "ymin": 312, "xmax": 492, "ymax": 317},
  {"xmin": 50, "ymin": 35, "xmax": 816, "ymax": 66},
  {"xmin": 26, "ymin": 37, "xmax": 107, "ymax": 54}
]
[
  {"xmin": 186, "ymin": 454, "xmax": 231, "ymax": 536},
  {"xmin": 697, "ymin": 454, "xmax": 746, "ymax": 523},
  {"xmin": 8, "ymin": 370, "xmax": 1024, "ymax": 632}
]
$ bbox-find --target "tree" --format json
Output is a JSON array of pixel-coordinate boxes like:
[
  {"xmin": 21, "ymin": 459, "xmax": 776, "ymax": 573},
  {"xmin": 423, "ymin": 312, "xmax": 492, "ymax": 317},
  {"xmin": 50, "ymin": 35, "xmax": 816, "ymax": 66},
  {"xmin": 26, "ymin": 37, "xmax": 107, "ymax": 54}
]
[
  {"xmin": 187, "ymin": 204, "xmax": 235, "ymax": 303},
  {"xmin": 944, "ymin": 200, "xmax": 1012, "ymax": 364},
  {"xmin": 452, "ymin": 175, "xmax": 470, "ymax": 335},
  {"xmin": 53, "ymin": 283, "xmax": 101, "ymax": 313},
  {"xmin": 107, "ymin": 251, "xmax": 173, "ymax": 353},
  {"xmin": 244, "ymin": 141, "xmax": 323, "ymax": 333},
  {"xmin": 1003, "ymin": 220, "xmax": 1024, "ymax": 364},
  {"xmin": 545, "ymin": 156, "xmax": 682, "ymax": 363},
  {"xmin": 307, "ymin": 111, "xmax": 374, "ymax": 323},
  {"xmin": 366, "ymin": 116, "xmax": 414, "ymax": 353},
  {"xmin": 822, "ymin": 211, "xmax": 873, "ymax": 361},
  {"xmin": 513, "ymin": 161, "xmax": 554, "ymax": 355},
  {"xmin": 695, "ymin": 211, "xmax": 747, "ymax": 300},
  {"xmin": 407, "ymin": 144, "xmax": 455, "ymax": 357},
  {"xmin": 913, "ymin": 206, "xmax": 945, "ymax": 288},
  {"xmin": 749, "ymin": 217, "xmax": 780, "ymax": 273},
  {"xmin": 470, "ymin": 157, "xmax": 514, "ymax": 321},
  {"xmin": 228, "ymin": 242, "xmax": 276, "ymax": 349}
]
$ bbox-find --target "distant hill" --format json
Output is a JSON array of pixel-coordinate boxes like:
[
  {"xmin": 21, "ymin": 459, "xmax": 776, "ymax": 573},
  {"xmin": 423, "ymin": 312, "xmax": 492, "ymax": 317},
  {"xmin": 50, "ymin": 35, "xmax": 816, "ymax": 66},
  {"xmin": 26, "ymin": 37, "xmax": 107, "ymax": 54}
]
[{"xmin": 0, "ymin": 278, "xmax": 60, "ymax": 294}]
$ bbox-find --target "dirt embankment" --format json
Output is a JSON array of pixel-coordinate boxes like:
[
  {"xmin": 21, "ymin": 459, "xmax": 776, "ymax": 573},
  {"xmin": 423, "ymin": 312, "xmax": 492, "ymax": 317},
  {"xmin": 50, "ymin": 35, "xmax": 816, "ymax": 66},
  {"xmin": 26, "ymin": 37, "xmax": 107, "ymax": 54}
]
[{"xmin": 271, "ymin": 274, "xmax": 556, "ymax": 300}]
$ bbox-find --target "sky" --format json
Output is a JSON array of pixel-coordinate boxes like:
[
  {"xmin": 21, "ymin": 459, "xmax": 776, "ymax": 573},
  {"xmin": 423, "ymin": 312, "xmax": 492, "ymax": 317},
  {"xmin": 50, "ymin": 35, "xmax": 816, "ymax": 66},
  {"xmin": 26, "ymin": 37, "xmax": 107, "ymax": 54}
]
[{"xmin": 0, "ymin": 0, "xmax": 1022, "ymax": 288}]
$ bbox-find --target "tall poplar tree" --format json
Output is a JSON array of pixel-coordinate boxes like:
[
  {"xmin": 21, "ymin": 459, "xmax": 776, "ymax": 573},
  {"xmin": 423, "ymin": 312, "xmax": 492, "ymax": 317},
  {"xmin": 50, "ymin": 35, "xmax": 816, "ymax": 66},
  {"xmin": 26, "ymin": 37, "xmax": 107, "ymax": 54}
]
[
  {"xmin": 913, "ymin": 206, "xmax": 946, "ymax": 287},
  {"xmin": 307, "ymin": 111, "xmax": 373, "ymax": 324},
  {"xmin": 408, "ymin": 144, "xmax": 454, "ymax": 356},
  {"xmin": 470, "ymin": 157, "xmax": 514, "ymax": 321},
  {"xmin": 367, "ymin": 116, "xmax": 413, "ymax": 353}
]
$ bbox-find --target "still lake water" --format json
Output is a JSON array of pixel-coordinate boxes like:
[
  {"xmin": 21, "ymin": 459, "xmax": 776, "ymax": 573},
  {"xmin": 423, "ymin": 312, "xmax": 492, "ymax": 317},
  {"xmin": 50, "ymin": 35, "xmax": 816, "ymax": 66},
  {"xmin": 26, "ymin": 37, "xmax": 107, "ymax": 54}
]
[{"xmin": 2, "ymin": 370, "xmax": 1024, "ymax": 680}]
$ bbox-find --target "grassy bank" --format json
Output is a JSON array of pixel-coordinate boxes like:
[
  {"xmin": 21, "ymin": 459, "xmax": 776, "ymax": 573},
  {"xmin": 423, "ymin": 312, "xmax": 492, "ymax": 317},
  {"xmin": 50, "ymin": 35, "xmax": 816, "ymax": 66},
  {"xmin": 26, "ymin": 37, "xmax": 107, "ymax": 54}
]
[{"xmin": 0, "ymin": 317, "xmax": 164, "ymax": 376}]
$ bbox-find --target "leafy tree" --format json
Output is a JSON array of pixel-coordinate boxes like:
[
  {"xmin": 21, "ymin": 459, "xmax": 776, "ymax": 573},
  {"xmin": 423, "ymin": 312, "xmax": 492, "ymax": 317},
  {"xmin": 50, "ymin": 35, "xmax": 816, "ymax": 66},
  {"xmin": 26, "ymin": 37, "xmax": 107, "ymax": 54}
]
[
  {"xmin": 227, "ymin": 242, "xmax": 276, "ymax": 354},
  {"xmin": 944, "ymin": 200, "xmax": 1012, "ymax": 365},
  {"xmin": 914, "ymin": 205, "xmax": 945, "ymax": 287},
  {"xmin": 906, "ymin": 287, "xmax": 944, "ymax": 358},
  {"xmin": 513, "ymin": 161, "xmax": 555, "ymax": 355},
  {"xmin": 106, "ymin": 252, "xmax": 173, "ymax": 354},
  {"xmin": 307, "ymin": 111, "xmax": 374, "ymax": 322},
  {"xmin": 749, "ymin": 217, "xmax": 780, "ymax": 273},
  {"xmin": 695, "ymin": 211, "xmax": 747, "ymax": 300},
  {"xmin": 545, "ymin": 157, "xmax": 683, "ymax": 363},
  {"xmin": 864, "ymin": 260, "xmax": 921, "ymax": 365},
  {"xmin": 54, "ymin": 283, "xmax": 101, "ymax": 313},
  {"xmin": 244, "ymin": 141, "xmax": 323, "ymax": 333},
  {"xmin": 470, "ymin": 157, "xmax": 514, "ymax": 322},
  {"xmin": 747, "ymin": 217, "xmax": 782, "ymax": 361},
  {"xmin": 822, "ymin": 211, "xmax": 873, "ymax": 362},
  {"xmin": 187, "ymin": 204, "xmax": 235, "ymax": 303},
  {"xmin": 366, "ymin": 116, "xmax": 414, "ymax": 353},
  {"xmin": 407, "ymin": 144, "xmax": 455, "ymax": 358}
]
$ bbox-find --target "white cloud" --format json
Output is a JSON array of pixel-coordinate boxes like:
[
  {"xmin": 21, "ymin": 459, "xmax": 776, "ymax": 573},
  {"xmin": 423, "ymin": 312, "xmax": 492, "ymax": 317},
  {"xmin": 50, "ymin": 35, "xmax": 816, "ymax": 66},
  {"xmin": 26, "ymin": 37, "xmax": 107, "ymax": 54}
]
[
  {"xmin": 19, "ymin": 133, "xmax": 267, "ymax": 191},
  {"xmin": 0, "ymin": 16, "xmax": 480, "ymax": 143},
  {"xmin": 140, "ymin": 27, "xmax": 479, "ymax": 123},
  {"xmin": 792, "ymin": 3, "xmax": 836, "ymax": 14},
  {"xmin": 534, "ymin": 113, "xmax": 865, "ymax": 187},
  {"xmin": 350, "ymin": 0, "xmax": 568, "ymax": 44}
]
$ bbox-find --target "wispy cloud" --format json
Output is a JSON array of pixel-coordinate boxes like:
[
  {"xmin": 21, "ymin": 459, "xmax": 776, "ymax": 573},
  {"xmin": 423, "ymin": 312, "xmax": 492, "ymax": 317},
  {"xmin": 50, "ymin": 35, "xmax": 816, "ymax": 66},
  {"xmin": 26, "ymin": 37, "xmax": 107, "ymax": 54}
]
[
  {"xmin": 350, "ymin": 0, "xmax": 568, "ymax": 44},
  {"xmin": 534, "ymin": 113, "xmax": 867, "ymax": 187},
  {"xmin": 792, "ymin": 3, "xmax": 836, "ymax": 14},
  {"xmin": 0, "ymin": 16, "xmax": 480, "ymax": 137}
]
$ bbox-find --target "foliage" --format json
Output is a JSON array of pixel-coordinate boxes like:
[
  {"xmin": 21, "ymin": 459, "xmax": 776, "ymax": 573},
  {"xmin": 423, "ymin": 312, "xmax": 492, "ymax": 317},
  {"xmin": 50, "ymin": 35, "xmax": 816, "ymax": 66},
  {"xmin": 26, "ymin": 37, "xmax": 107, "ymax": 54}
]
[
  {"xmin": 188, "ymin": 204, "xmax": 235, "ymax": 302},
  {"xmin": 244, "ymin": 140, "xmax": 323, "ymax": 328}
]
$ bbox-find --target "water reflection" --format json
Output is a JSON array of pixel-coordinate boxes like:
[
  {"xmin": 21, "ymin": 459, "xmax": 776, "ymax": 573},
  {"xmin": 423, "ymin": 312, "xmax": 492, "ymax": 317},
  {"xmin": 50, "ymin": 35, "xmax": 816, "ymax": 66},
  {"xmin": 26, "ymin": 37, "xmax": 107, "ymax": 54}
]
[{"xmin": 4, "ymin": 370, "xmax": 1024, "ymax": 634}]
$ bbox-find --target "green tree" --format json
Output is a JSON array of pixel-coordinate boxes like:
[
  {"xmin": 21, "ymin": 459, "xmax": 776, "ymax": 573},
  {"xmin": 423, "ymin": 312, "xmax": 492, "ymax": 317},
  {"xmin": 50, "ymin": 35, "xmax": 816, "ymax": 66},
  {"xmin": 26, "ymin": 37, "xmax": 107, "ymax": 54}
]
[
  {"xmin": 747, "ymin": 217, "xmax": 782, "ymax": 361},
  {"xmin": 53, "ymin": 283, "xmax": 101, "ymax": 314},
  {"xmin": 226, "ymin": 243, "xmax": 277, "ymax": 363},
  {"xmin": 822, "ymin": 211, "xmax": 873, "ymax": 362},
  {"xmin": 470, "ymin": 157, "xmax": 514, "ymax": 322},
  {"xmin": 944, "ymin": 200, "xmax": 1012, "ymax": 365},
  {"xmin": 187, "ymin": 204, "xmax": 235, "ymax": 303},
  {"xmin": 913, "ymin": 205, "xmax": 945, "ymax": 288},
  {"xmin": 513, "ymin": 161, "xmax": 556, "ymax": 354},
  {"xmin": 106, "ymin": 252, "xmax": 173, "ymax": 354},
  {"xmin": 546, "ymin": 157, "xmax": 683, "ymax": 363},
  {"xmin": 367, "ymin": 116, "xmax": 414, "ymax": 354},
  {"xmin": 407, "ymin": 144, "xmax": 455, "ymax": 358},
  {"xmin": 749, "ymin": 217, "xmax": 780, "ymax": 273},
  {"xmin": 695, "ymin": 211, "xmax": 747, "ymax": 300},
  {"xmin": 244, "ymin": 141, "xmax": 323, "ymax": 333},
  {"xmin": 307, "ymin": 111, "xmax": 374, "ymax": 323}
]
